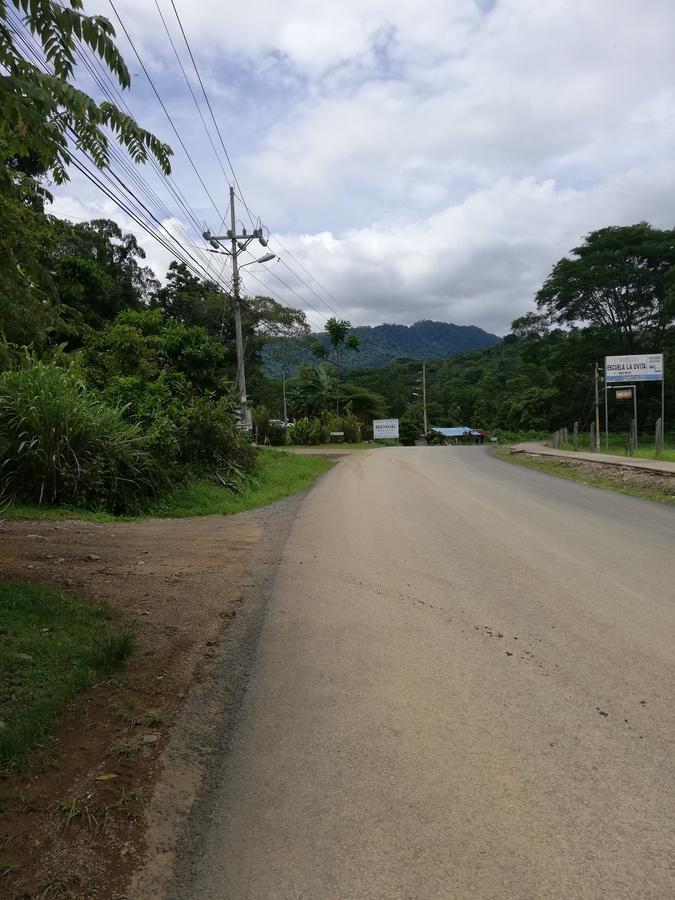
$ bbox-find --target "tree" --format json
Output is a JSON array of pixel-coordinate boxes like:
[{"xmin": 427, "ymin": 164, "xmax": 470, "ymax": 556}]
[
  {"xmin": 0, "ymin": 1, "xmax": 171, "ymax": 184},
  {"xmin": 338, "ymin": 383, "xmax": 385, "ymax": 419},
  {"xmin": 288, "ymin": 363, "xmax": 336, "ymax": 418},
  {"xmin": 49, "ymin": 218, "xmax": 158, "ymax": 336},
  {"xmin": 536, "ymin": 224, "xmax": 675, "ymax": 347},
  {"xmin": 0, "ymin": 0, "xmax": 171, "ymax": 346},
  {"xmin": 152, "ymin": 261, "xmax": 225, "ymax": 333},
  {"xmin": 318, "ymin": 317, "xmax": 360, "ymax": 413}
]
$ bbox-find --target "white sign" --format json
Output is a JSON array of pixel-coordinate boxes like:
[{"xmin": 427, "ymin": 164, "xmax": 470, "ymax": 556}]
[
  {"xmin": 373, "ymin": 418, "xmax": 399, "ymax": 440},
  {"xmin": 605, "ymin": 354, "xmax": 663, "ymax": 383}
]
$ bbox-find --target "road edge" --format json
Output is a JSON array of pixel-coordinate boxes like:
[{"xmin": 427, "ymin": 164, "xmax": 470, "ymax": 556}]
[{"xmin": 128, "ymin": 490, "xmax": 308, "ymax": 899}]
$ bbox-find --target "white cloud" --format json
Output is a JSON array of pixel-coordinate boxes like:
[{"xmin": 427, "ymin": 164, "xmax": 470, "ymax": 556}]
[{"xmin": 54, "ymin": 0, "xmax": 675, "ymax": 334}]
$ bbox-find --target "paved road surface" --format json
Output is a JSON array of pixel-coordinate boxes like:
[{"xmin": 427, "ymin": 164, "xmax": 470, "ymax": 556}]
[{"xmin": 180, "ymin": 448, "xmax": 675, "ymax": 899}]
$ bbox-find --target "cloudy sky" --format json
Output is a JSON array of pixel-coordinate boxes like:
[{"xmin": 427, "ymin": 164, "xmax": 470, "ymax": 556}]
[{"xmin": 52, "ymin": 0, "xmax": 675, "ymax": 335}]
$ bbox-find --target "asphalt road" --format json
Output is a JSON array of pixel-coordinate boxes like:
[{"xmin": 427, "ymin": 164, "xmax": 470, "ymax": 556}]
[{"xmin": 180, "ymin": 448, "xmax": 675, "ymax": 899}]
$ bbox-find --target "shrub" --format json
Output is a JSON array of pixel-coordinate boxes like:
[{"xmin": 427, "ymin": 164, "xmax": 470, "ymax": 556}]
[
  {"xmin": 0, "ymin": 362, "xmax": 159, "ymax": 511},
  {"xmin": 267, "ymin": 421, "xmax": 287, "ymax": 446},
  {"xmin": 84, "ymin": 310, "xmax": 256, "ymax": 481},
  {"xmin": 288, "ymin": 417, "xmax": 315, "ymax": 445}
]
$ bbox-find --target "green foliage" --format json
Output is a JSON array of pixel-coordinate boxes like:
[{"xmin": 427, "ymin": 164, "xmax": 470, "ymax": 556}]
[
  {"xmin": 536, "ymin": 223, "xmax": 675, "ymax": 343},
  {"xmin": 288, "ymin": 363, "xmax": 336, "ymax": 417},
  {"xmin": 288, "ymin": 417, "xmax": 325, "ymax": 445},
  {"xmin": 0, "ymin": 1, "xmax": 172, "ymax": 321},
  {"xmin": 263, "ymin": 319, "xmax": 500, "ymax": 374},
  {"xmin": 0, "ymin": 360, "xmax": 159, "ymax": 511},
  {"xmin": 83, "ymin": 308, "xmax": 255, "ymax": 475},
  {"xmin": 0, "ymin": 580, "xmax": 133, "ymax": 771},
  {"xmin": 49, "ymin": 218, "xmax": 159, "ymax": 336},
  {"xmin": 287, "ymin": 413, "xmax": 361, "ymax": 445},
  {"xmin": 151, "ymin": 261, "xmax": 225, "ymax": 333},
  {"xmin": 146, "ymin": 449, "xmax": 331, "ymax": 518},
  {"xmin": 0, "ymin": 0, "xmax": 172, "ymax": 185},
  {"xmin": 324, "ymin": 412, "xmax": 361, "ymax": 443}
]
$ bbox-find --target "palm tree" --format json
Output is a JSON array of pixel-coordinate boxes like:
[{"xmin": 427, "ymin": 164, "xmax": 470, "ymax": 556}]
[{"xmin": 288, "ymin": 364, "xmax": 336, "ymax": 417}]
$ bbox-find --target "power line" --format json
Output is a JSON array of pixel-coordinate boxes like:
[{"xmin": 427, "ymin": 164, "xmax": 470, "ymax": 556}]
[
  {"xmin": 69, "ymin": 40, "xmax": 227, "ymax": 283},
  {"xmin": 153, "ymin": 0, "xmax": 231, "ymax": 190},
  {"xmin": 14, "ymin": 5, "xmax": 231, "ymax": 289},
  {"xmin": 233, "ymin": 188, "xmax": 364, "ymax": 327},
  {"xmin": 168, "ymin": 0, "xmax": 256, "ymax": 230},
  {"xmin": 108, "ymin": 0, "xmax": 225, "ymax": 222}
]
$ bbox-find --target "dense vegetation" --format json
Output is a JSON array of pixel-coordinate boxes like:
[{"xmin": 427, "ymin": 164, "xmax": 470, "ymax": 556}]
[
  {"xmin": 0, "ymin": 1, "xmax": 310, "ymax": 513},
  {"xmin": 263, "ymin": 319, "xmax": 499, "ymax": 373}
]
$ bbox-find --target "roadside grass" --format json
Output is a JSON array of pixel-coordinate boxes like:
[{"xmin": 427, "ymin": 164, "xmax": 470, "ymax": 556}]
[
  {"xmin": 1, "ymin": 449, "xmax": 332, "ymax": 522},
  {"xmin": 0, "ymin": 582, "xmax": 133, "ymax": 772},
  {"xmin": 146, "ymin": 449, "xmax": 332, "ymax": 517},
  {"xmin": 495, "ymin": 448, "xmax": 675, "ymax": 506},
  {"xmin": 559, "ymin": 434, "xmax": 675, "ymax": 461},
  {"xmin": 281, "ymin": 441, "xmax": 388, "ymax": 450}
]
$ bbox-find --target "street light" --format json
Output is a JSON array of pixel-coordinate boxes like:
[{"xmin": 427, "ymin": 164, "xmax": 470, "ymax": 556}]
[{"xmin": 240, "ymin": 253, "xmax": 276, "ymax": 267}]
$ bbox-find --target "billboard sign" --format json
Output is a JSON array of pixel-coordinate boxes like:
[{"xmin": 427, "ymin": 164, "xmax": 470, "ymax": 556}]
[
  {"xmin": 605, "ymin": 354, "xmax": 663, "ymax": 383},
  {"xmin": 373, "ymin": 418, "xmax": 399, "ymax": 440}
]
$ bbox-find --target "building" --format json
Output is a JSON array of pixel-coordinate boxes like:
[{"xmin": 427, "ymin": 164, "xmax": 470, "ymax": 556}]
[{"xmin": 431, "ymin": 426, "xmax": 485, "ymax": 445}]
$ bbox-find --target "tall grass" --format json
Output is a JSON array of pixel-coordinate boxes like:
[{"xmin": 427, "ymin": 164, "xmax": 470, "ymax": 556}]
[{"xmin": 0, "ymin": 362, "xmax": 160, "ymax": 511}]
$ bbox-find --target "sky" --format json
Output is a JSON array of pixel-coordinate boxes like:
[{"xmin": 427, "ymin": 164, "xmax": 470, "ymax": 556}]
[{"xmin": 51, "ymin": 0, "xmax": 675, "ymax": 335}]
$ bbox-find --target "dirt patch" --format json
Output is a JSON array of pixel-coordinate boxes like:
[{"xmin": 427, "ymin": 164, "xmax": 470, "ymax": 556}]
[
  {"xmin": 0, "ymin": 511, "xmax": 263, "ymax": 897},
  {"xmin": 521, "ymin": 453, "xmax": 675, "ymax": 498}
]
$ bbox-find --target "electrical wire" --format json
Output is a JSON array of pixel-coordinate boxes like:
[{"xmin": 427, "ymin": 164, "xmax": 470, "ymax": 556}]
[
  {"xmin": 9, "ymin": 8, "xmax": 232, "ymax": 290},
  {"xmin": 168, "ymin": 0, "xmax": 256, "ymax": 229},
  {"xmin": 108, "ymin": 0, "xmax": 225, "ymax": 222}
]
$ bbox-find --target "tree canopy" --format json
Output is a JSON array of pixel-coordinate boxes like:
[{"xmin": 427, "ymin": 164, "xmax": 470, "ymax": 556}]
[{"xmin": 536, "ymin": 223, "xmax": 675, "ymax": 346}]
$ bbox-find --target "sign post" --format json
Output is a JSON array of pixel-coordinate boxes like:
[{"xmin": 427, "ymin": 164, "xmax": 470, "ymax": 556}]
[
  {"xmin": 373, "ymin": 418, "xmax": 399, "ymax": 441},
  {"xmin": 604, "ymin": 354, "xmax": 664, "ymax": 451}
]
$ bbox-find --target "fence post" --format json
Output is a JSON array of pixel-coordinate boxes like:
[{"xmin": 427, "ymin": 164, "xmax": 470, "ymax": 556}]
[
  {"xmin": 590, "ymin": 422, "xmax": 596, "ymax": 451},
  {"xmin": 562, "ymin": 427, "xmax": 569, "ymax": 444},
  {"xmin": 629, "ymin": 418, "xmax": 637, "ymax": 455},
  {"xmin": 573, "ymin": 420, "xmax": 579, "ymax": 451},
  {"xmin": 655, "ymin": 417, "xmax": 663, "ymax": 453}
]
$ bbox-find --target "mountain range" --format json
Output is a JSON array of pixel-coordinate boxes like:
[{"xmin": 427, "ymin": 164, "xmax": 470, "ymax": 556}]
[{"xmin": 263, "ymin": 320, "xmax": 501, "ymax": 373}]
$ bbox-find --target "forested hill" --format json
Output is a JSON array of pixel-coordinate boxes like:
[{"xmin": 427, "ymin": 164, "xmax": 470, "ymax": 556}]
[{"xmin": 264, "ymin": 320, "xmax": 500, "ymax": 372}]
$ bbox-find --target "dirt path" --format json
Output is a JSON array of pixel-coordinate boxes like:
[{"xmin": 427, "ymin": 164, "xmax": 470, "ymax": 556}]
[{"xmin": 0, "ymin": 508, "xmax": 272, "ymax": 897}]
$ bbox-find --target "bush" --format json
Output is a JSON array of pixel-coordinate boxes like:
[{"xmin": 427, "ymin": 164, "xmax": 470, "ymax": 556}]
[
  {"xmin": 288, "ymin": 417, "xmax": 315, "ymax": 445},
  {"xmin": 267, "ymin": 421, "xmax": 287, "ymax": 446},
  {"xmin": 84, "ymin": 310, "xmax": 256, "ymax": 481},
  {"xmin": 0, "ymin": 362, "xmax": 159, "ymax": 512}
]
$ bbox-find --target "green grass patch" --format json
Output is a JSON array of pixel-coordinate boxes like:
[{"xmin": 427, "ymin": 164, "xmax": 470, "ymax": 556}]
[
  {"xmin": 0, "ymin": 582, "xmax": 133, "ymax": 772},
  {"xmin": 1, "ymin": 450, "xmax": 332, "ymax": 522},
  {"xmin": 145, "ymin": 448, "xmax": 332, "ymax": 518},
  {"xmin": 283, "ymin": 441, "xmax": 381, "ymax": 450},
  {"xmin": 559, "ymin": 433, "xmax": 675, "ymax": 461},
  {"xmin": 495, "ymin": 449, "xmax": 675, "ymax": 506}
]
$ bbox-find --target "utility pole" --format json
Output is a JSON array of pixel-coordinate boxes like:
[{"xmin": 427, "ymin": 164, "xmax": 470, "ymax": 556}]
[
  {"xmin": 282, "ymin": 367, "xmax": 288, "ymax": 426},
  {"xmin": 594, "ymin": 362, "xmax": 601, "ymax": 451},
  {"xmin": 229, "ymin": 186, "xmax": 249, "ymax": 429},
  {"xmin": 422, "ymin": 363, "xmax": 428, "ymax": 437},
  {"xmin": 203, "ymin": 188, "xmax": 274, "ymax": 431}
]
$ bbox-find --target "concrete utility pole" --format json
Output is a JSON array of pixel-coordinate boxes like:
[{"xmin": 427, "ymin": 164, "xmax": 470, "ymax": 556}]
[
  {"xmin": 203, "ymin": 187, "xmax": 274, "ymax": 430},
  {"xmin": 422, "ymin": 363, "xmax": 428, "ymax": 437},
  {"xmin": 282, "ymin": 368, "xmax": 288, "ymax": 426},
  {"xmin": 594, "ymin": 362, "xmax": 601, "ymax": 451}
]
